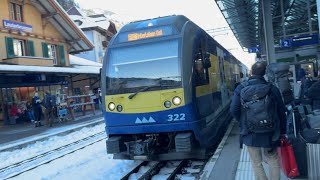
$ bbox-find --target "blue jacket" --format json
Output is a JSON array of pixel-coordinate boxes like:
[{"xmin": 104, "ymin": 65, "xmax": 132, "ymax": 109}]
[{"xmin": 230, "ymin": 76, "xmax": 287, "ymax": 148}]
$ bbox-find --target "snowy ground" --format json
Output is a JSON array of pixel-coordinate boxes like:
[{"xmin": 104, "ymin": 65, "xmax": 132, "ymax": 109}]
[
  {"xmin": 1, "ymin": 123, "xmax": 140, "ymax": 180},
  {"xmin": 13, "ymin": 141, "xmax": 139, "ymax": 180}
]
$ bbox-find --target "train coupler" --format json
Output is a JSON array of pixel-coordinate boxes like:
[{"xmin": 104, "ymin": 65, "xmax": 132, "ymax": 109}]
[{"xmin": 125, "ymin": 138, "xmax": 155, "ymax": 155}]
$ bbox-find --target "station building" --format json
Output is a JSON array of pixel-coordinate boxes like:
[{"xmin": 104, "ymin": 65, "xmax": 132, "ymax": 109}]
[{"xmin": 0, "ymin": 0, "xmax": 99, "ymax": 125}]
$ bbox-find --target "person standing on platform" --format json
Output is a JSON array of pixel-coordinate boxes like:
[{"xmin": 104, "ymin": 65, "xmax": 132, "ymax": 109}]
[
  {"xmin": 230, "ymin": 61, "xmax": 287, "ymax": 180},
  {"xmin": 32, "ymin": 92, "xmax": 42, "ymax": 127},
  {"xmin": 43, "ymin": 91, "xmax": 54, "ymax": 127},
  {"xmin": 307, "ymin": 78, "xmax": 320, "ymax": 110}
]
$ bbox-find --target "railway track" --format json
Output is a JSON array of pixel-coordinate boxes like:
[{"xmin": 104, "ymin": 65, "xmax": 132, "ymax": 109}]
[
  {"xmin": 120, "ymin": 118, "xmax": 234, "ymax": 180},
  {"xmin": 0, "ymin": 131, "xmax": 106, "ymax": 179},
  {"xmin": 121, "ymin": 160, "xmax": 207, "ymax": 180}
]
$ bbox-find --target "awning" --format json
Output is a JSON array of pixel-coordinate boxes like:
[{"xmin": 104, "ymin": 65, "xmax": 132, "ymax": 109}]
[{"xmin": 215, "ymin": 0, "xmax": 318, "ymax": 48}]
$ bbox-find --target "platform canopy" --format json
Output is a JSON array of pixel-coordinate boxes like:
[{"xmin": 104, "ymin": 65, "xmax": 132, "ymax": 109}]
[{"xmin": 215, "ymin": 0, "xmax": 318, "ymax": 49}]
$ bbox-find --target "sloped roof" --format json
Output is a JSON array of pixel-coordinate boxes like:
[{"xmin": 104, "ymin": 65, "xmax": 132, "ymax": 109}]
[
  {"xmin": 30, "ymin": 0, "xmax": 94, "ymax": 53},
  {"xmin": 69, "ymin": 55, "xmax": 102, "ymax": 67},
  {"xmin": 69, "ymin": 15, "xmax": 111, "ymax": 33}
]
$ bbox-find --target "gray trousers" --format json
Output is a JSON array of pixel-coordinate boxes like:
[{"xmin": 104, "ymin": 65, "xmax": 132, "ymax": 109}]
[{"xmin": 247, "ymin": 146, "xmax": 280, "ymax": 180}]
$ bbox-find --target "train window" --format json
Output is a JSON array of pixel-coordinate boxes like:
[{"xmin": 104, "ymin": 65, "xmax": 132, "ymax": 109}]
[{"xmin": 194, "ymin": 59, "xmax": 209, "ymax": 86}]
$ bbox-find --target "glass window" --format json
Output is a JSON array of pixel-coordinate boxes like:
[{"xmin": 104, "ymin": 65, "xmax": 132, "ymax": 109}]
[
  {"xmin": 13, "ymin": 39, "xmax": 25, "ymax": 56},
  {"xmin": 9, "ymin": 3, "xmax": 15, "ymax": 20},
  {"xmin": 106, "ymin": 39, "xmax": 181, "ymax": 95},
  {"xmin": 9, "ymin": 3, "xmax": 23, "ymax": 22},
  {"xmin": 48, "ymin": 44, "xmax": 57, "ymax": 65},
  {"xmin": 194, "ymin": 52, "xmax": 209, "ymax": 86},
  {"xmin": 15, "ymin": 4, "xmax": 22, "ymax": 22}
]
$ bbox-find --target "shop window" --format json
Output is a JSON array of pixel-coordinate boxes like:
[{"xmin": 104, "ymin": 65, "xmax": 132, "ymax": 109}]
[{"xmin": 9, "ymin": 2, "xmax": 23, "ymax": 22}]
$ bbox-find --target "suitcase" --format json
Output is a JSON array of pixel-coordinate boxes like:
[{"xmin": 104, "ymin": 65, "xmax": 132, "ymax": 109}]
[
  {"xmin": 307, "ymin": 143, "xmax": 320, "ymax": 180},
  {"xmin": 307, "ymin": 114, "xmax": 320, "ymax": 129},
  {"xmin": 301, "ymin": 128, "xmax": 320, "ymax": 143},
  {"xmin": 290, "ymin": 136, "xmax": 308, "ymax": 178},
  {"xmin": 290, "ymin": 108, "xmax": 309, "ymax": 178}
]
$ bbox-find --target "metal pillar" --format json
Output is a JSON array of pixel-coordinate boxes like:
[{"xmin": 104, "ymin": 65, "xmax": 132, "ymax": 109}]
[
  {"xmin": 261, "ymin": 0, "xmax": 276, "ymax": 64},
  {"xmin": 307, "ymin": 0, "xmax": 313, "ymax": 34},
  {"xmin": 317, "ymin": 0, "xmax": 320, "ymax": 36},
  {"xmin": 280, "ymin": 0, "xmax": 286, "ymax": 38}
]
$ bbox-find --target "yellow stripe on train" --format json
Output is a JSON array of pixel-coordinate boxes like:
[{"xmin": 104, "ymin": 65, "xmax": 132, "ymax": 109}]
[{"xmin": 105, "ymin": 88, "xmax": 185, "ymax": 113}]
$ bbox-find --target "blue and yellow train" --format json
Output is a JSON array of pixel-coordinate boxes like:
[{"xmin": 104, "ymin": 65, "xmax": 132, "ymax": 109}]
[{"xmin": 101, "ymin": 15, "xmax": 247, "ymax": 160}]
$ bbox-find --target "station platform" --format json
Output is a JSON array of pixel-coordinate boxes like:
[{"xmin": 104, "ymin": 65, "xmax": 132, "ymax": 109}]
[
  {"xmin": 0, "ymin": 112, "xmax": 104, "ymax": 152},
  {"xmin": 200, "ymin": 120, "xmax": 308, "ymax": 180}
]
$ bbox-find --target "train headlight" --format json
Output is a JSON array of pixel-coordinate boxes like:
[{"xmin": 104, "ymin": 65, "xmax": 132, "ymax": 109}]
[
  {"xmin": 164, "ymin": 101, "xmax": 171, "ymax": 108},
  {"xmin": 172, "ymin": 96, "xmax": 181, "ymax": 105},
  {"xmin": 108, "ymin": 102, "xmax": 115, "ymax": 111},
  {"xmin": 117, "ymin": 105, "xmax": 123, "ymax": 112}
]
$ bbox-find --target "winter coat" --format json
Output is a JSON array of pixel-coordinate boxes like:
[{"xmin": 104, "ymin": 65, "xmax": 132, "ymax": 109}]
[{"xmin": 230, "ymin": 75, "xmax": 287, "ymax": 148}]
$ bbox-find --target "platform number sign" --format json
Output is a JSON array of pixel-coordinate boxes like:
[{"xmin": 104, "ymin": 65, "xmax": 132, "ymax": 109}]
[
  {"xmin": 281, "ymin": 39, "xmax": 292, "ymax": 48},
  {"xmin": 248, "ymin": 47, "xmax": 260, "ymax": 53}
]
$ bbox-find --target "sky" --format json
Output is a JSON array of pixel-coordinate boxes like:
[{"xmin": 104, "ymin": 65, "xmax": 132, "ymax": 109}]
[{"xmin": 74, "ymin": 0, "xmax": 256, "ymax": 68}]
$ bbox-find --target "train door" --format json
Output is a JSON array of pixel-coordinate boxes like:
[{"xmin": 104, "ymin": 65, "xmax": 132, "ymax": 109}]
[
  {"xmin": 216, "ymin": 47, "xmax": 228, "ymax": 107},
  {"xmin": 193, "ymin": 42, "xmax": 215, "ymax": 117}
]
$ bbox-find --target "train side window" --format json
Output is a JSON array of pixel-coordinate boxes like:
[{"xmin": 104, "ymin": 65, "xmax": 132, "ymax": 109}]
[{"xmin": 194, "ymin": 57, "xmax": 209, "ymax": 86}]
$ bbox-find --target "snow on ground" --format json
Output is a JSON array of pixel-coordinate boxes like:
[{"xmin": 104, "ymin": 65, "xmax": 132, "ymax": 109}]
[
  {"xmin": 0, "ymin": 117, "xmax": 104, "ymax": 151},
  {"xmin": 0, "ymin": 123, "xmax": 105, "ymax": 169},
  {"xmin": 13, "ymin": 140, "xmax": 140, "ymax": 180}
]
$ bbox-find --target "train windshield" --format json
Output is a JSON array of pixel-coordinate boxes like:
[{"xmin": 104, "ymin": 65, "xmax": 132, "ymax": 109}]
[{"xmin": 106, "ymin": 39, "xmax": 181, "ymax": 95}]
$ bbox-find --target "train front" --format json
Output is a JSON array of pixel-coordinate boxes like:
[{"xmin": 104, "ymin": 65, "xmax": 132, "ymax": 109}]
[{"xmin": 101, "ymin": 17, "xmax": 199, "ymax": 160}]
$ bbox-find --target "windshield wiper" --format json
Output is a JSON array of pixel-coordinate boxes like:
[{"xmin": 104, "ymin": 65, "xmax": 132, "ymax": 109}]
[
  {"xmin": 128, "ymin": 85, "xmax": 160, "ymax": 99},
  {"xmin": 128, "ymin": 84, "xmax": 174, "ymax": 99}
]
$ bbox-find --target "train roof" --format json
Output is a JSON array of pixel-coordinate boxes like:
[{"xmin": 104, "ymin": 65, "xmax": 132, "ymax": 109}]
[
  {"xmin": 118, "ymin": 15, "xmax": 189, "ymax": 33},
  {"xmin": 114, "ymin": 15, "xmax": 246, "ymax": 67}
]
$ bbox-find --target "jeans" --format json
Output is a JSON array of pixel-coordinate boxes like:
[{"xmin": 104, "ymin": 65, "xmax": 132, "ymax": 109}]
[
  {"xmin": 247, "ymin": 146, "xmax": 280, "ymax": 180},
  {"xmin": 27, "ymin": 111, "xmax": 35, "ymax": 121}
]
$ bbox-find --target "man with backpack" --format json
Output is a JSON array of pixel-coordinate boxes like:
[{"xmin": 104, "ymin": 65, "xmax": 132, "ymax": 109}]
[
  {"xmin": 230, "ymin": 61, "xmax": 287, "ymax": 180},
  {"xmin": 43, "ymin": 91, "xmax": 55, "ymax": 127}
]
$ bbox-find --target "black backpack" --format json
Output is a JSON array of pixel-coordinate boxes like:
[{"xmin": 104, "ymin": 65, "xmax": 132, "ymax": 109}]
[
  {"xmin": 44, "ymin": 95, "xmax": 56, "ymax": 109},
  {"xmin": 266, "ymin": 63, "xmax": 294, "ymax": 105},
  {"xmin": 240, "ymin": 82, "xmax": 276, "ymax": 133}
]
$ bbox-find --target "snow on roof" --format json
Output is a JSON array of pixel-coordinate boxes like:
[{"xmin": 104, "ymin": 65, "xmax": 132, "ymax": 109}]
[
  {"xmin": 69, "ymin": 55, "xmax": 102, "ymax": 67},
  {"xmin": 69, "ymin": 15, "xmax": 110, "ymax": 32},
  {"xmin": 0, "ymin": 55, "xmax": 102, "ymax": 75},
  {"xmin": 0, "ymin": 62, "xmax": 101, "ymax": 75}
]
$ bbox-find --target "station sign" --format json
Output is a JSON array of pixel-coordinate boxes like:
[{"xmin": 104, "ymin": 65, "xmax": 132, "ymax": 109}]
[
  {"xmin": 292, "ymin": 34, "xmax": 319, "ymax": 47},
  {"xmin": 115, "ymin": 25, "xmax": 177, "ymax": 43},
  {"xmin": 280, "ymin": 34, "xmax": 319, "ymax": 48},
  {"xmin": 248, "ymin": 47, "xmax": 260, "ymax": 53},
  {"xmin": 3, "ymin": 20, "xmax": 33, "ymax": 33}
]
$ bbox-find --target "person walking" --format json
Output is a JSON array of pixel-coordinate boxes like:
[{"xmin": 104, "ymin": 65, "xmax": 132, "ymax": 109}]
[
  {"xmin": 43, "ymin": 91, "xmax": 54, "ymax": 127},
  {"xmin": 230, "ymin": 61, "xmax": 287, "ymax": 180},
  {"xmin": 32, "ymin": 92, "xmax": 42, "ymax": 127}
]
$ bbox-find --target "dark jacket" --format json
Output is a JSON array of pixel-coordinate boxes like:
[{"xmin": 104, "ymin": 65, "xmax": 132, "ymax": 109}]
[
  {"xmin": 307, "ymin": 80, "xmax": 320, "ymax": 110},
  {"xmin": 32, "ymin": 96, "xmax": 41, "ymax": 108},
  {"xmin": 43, "ymin": 93, "xmax": 54, "ymax": 110},
  {"xmin": 230, "ymin": 75, "xmax": 287, "ymax": 148}
]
